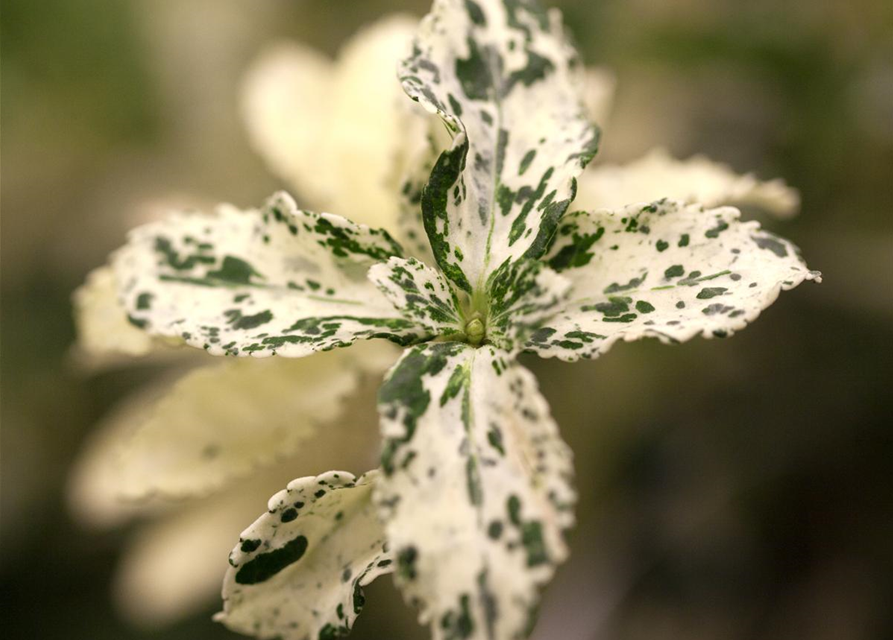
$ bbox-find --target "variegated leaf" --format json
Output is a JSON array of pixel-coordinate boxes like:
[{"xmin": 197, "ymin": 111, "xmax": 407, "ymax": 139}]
[
  {"xmin": 217, "ymin": 471, "xmax": 392, "ymax": 640},
  {"xmin": 369, "ymin": 257, "xmax": 465, "ymax": 337},
  {"xmin": 396, "ymin": 124, "xmax": 450, "ymax": 266},
  {"xmin": 377, "ymin": 342, "xmax": 575, "ymax": 640},
  {"xmin": 401, "ymin": 0, "xmax": 599, "ymax": 294},
  {"xmin": 397, "ymin": 64, "xmax": 614, "ymax": 270},
  {"xmin": 485, "ymin": 258, "xmax": 570, "ymax": 353},
  {"xmin": 113, "ymin": 192, "xmax": 431, "ymax": 358},
  {"xmin": 575, "ymin": 147, "xmax": 801, "ymax": 218},
  {"xmin": 529, "ymin": 199, "xmax": 820, "ymax": 360}
]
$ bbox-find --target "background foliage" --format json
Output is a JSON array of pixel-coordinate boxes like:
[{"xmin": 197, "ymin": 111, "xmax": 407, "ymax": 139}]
[{"xmin": 2, "ymin": 0, "xmax": 892, "ymax": 638}]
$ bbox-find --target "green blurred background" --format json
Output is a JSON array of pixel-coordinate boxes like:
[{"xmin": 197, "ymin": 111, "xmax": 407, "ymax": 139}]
[{"xmin": 2, "ymin": 0, "xmax": 892, "ymax": 638}]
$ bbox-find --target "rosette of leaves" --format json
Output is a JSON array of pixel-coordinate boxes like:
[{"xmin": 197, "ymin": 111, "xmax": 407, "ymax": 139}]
[
  {"xmin": 69, "ymin": 13, "xmax": 611, "ymax": 625},
  {"xmin": 83, "ymin": 1, "xmax": 819, "ymax": 638}
]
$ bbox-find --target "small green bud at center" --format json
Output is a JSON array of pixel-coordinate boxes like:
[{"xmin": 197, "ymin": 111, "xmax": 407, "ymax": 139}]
[{"xmin": 465, "ymin": 317, "xmax": 485, "ymax": 346}]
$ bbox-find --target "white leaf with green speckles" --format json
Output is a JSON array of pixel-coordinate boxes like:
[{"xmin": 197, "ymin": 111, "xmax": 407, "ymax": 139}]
[
  {"xmin": 529, "ymin": 199, "xmax": 820, "ymax": 361},
  {"xmin": 485, "ymin": 258, "xmax": 571, "ymax": 353},
  {"xmin": 113, "ymin": 192, "xmax": 433, "ymax": 358},
  {"xmin": 396, "ymin": 124, "xmax": 451, "ymax": 266},
  {"xmin": 369, "ymin": 257, "xmax": 465, "ymax": 336},
  {"xmin": 576, "ymin": 148, "xmax": 801, "ymax": 218},
  {"xmin": 401, "ymin": 0, "xmax": 599, "ymax": 294},
  {"xmin": 217, "ymin": 470, "xmax": 391, "ymax": 640},
  {"xmin": 114, "ymin": 346, "xmax": 388, "ymax": 500},
  {"xmin": 376, "ymin": 342, "xmax": 575, "ymax": 640},
  {"xmin": 394, "ymin": 67, "xmax": 612, "ymax": 269}
]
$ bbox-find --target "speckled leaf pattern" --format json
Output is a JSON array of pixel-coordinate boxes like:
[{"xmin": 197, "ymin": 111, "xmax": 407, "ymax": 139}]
[
  {"xmin": 368, "ymin": 257, "xmax": 465, "ymax": 337},
  {"xmin": 529, "ymin": 199, "xmax": 821, "ymax": 361},
  {"xmin": 396, "ymin": 125, "xmax": 450, "ymax": 266},
  {"xmin": 112, "ymin": 192, "xmax": 434, "ymax": 358},
  {"xmin": 575, "ymin": 147, "xmax": 801, "ymax": 218},
  {"xmin": 217, "ymin": 471, "xmax": 392, "ymax": 640},
  {"xmin": 376, "ymin": 342, "xmax": 576, "ymax": 640},
  {"xmin": 485, "ymin": 259, "xmax": 570, "ymax": 353},
  {"xmin": 400, "ymin": 0, "xmax": 599, "ymax": 294}
]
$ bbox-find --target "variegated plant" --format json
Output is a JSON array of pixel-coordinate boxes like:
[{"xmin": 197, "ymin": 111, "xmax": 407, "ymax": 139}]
[{"xmin": 81, "ymin": 0, "xmax": 819, "ymax": 638}]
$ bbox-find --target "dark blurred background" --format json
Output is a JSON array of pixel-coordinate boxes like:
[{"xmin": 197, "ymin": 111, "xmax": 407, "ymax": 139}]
[{"xmin": 2, "ymin": 0, "xmax": 892, "ymax": 638}]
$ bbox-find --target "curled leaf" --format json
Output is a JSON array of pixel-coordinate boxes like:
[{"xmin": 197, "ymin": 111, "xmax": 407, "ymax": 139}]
[
  {"xmin": 401, "ymin": 0, "xmax": 599, "ymax": 293},
  {"xmin": 217, "ymin": 471, "xmax": 391, "ymax": 640}
]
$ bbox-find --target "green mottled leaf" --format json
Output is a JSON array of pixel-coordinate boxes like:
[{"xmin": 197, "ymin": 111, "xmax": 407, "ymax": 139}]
[
  {"xmin": 575, "ymin": 147, "xmax": 801, "ymax": 218},
  {"xmin": 396, "ymin": 125, "xmax": 449, "ymax": 266},
  {"xmin": 113, "ymin": 192, "xmax": 434, "ymax": 357},
  {"xmin": 368, "ymin": 257, "xmax": 465, "ymax": 336},
  {"xmin": 530, "ymin": 199, "xmax": 820, "ymax": 360},
  {"xmin": 485, "ymin": 258, "xmax": 570, "ymax": 353},
  {"xmin": 401, "ymin": 0, "xmax": 599, "ymax": 295},
  {"xmin": 216, "ymin": 470, "xmax": 391, "ymax": 640},
  {"xmin": 377, "ymin": 342, "xmax": 575, "ymax": 640}
]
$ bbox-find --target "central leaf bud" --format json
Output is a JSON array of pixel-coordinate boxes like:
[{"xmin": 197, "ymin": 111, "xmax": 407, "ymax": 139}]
[{"xmin": 464, "ymin": 314, "xmax": 485, "ymax": 346}]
